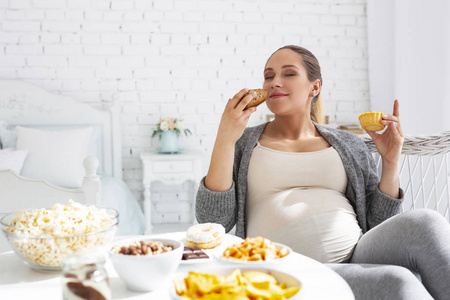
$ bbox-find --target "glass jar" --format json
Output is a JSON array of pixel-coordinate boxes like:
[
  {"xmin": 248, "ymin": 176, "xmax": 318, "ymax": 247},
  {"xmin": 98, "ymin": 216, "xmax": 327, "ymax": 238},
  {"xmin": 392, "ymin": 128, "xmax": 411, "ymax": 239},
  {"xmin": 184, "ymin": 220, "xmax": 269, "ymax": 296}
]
[{"xmin": 62, "ymin": 251, "xmax": 111, "ymax": 300}]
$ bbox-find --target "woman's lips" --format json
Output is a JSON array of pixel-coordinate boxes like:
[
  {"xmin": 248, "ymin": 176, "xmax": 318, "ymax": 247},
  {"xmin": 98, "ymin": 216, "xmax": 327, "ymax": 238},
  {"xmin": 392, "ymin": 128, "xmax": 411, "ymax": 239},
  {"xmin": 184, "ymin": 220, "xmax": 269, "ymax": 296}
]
[{"xmin": 270, "ymin": 93, "xmax": 288, "ymax": 99}]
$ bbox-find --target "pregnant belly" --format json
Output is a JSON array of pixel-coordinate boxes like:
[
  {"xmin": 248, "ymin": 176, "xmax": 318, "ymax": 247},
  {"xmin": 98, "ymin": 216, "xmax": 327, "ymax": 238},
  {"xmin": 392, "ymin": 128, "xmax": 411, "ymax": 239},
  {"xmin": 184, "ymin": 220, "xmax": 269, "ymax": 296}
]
[
  {"xmin": 265, "ymin": 211, "xmax": 362, "ymax": 263},
  {"xmin": 246, "ymin": 188, "xmax": 362, "ymax": 263}
]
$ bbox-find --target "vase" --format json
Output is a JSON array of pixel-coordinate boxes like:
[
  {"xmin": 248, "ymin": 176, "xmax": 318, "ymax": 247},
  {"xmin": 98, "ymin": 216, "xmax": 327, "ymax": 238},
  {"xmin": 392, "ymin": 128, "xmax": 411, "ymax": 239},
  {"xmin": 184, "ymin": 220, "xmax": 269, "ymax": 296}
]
[{"xmin": 160, "ymin": 130, "xmax": 179, "ymax": 153}]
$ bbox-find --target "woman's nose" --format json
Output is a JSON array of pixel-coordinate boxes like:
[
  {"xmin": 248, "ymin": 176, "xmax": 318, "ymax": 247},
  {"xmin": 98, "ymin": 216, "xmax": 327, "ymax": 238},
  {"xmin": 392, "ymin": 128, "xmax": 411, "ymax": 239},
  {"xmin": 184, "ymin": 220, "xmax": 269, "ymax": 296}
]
[{"xmin": 271, "ymin": 75, "xmax": 282, "ymax": 88}]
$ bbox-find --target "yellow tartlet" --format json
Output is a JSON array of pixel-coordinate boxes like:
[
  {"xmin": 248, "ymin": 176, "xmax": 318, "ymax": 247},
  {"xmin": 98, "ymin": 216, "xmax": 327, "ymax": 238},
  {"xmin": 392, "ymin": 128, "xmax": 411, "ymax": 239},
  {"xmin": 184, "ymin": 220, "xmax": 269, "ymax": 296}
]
[{"xmin": 358, "ymin": 112, "xmax": 386, "ymax": 131}]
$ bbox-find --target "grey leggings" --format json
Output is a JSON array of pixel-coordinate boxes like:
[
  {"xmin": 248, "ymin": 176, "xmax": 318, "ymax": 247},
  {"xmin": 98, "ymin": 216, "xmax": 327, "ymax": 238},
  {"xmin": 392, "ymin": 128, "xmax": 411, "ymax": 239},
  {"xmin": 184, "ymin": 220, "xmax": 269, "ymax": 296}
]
[{"xmin": 328, "ymin": 209, "xmax": 450, "ymax": 300}]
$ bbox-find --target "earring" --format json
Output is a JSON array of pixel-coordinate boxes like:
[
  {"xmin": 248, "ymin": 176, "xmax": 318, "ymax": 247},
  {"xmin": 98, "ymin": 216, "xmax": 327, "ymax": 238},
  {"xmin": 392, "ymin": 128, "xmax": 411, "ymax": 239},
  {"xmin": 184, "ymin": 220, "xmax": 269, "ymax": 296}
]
[{"xmin": 310, "ymin": 93, "xmax": 315, "ymax": 98}]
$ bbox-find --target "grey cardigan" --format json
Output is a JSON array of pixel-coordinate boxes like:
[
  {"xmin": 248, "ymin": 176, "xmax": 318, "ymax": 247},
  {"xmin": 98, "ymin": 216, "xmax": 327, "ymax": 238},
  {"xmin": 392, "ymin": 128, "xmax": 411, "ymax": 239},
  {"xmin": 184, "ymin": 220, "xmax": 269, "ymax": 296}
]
[{"xmin": 196, "ymin": 122, "xmax": 404, "ymax": 239}]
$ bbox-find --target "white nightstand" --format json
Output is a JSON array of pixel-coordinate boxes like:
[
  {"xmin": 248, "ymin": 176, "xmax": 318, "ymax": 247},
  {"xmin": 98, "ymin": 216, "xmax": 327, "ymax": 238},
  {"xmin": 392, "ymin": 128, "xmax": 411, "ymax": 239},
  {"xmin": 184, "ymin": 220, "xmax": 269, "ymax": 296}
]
[{"xmin": 140, "ymin": 149, "xmax": 204, "ymax": 234}]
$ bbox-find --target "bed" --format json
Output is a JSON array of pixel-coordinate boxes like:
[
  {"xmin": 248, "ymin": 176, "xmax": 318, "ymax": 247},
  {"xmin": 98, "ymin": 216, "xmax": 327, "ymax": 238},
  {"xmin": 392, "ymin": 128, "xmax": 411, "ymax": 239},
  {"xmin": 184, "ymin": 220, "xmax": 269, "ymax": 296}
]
[{"xmin": 0, "ymin": 80, "xmax": 145, "ymax": 252}]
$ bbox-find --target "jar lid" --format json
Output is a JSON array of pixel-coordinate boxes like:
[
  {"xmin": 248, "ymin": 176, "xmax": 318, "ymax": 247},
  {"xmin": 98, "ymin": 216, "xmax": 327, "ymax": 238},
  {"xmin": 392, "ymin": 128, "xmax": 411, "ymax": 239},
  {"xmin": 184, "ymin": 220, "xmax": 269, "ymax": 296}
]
[{"xmin": 63, "ymin": 250, "xmax": 106, "ymax": 269}]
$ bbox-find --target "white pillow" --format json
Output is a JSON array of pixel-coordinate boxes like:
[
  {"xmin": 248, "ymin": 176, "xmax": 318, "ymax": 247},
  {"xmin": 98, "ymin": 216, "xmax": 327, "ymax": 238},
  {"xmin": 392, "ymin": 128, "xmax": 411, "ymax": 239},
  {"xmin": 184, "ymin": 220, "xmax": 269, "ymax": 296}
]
[
  {"xmin": 0, "ymin": 123, "xmax": 104, "ymax": 175},
  {"xmin": 0, "ymin": 148, "xmax": 28, "ymax": 174},
  {"xmin": 16, "ymin": 126, "xmax": 92, "ymax": 188}
]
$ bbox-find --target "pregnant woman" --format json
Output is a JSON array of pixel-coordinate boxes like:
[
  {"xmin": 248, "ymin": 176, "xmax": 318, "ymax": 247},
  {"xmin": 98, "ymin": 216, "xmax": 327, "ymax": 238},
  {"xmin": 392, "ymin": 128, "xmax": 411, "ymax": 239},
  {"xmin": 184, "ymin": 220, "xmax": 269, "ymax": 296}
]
[{"xmin": 195, "ymin": 45, "xmax": 450, "ymax": 299}]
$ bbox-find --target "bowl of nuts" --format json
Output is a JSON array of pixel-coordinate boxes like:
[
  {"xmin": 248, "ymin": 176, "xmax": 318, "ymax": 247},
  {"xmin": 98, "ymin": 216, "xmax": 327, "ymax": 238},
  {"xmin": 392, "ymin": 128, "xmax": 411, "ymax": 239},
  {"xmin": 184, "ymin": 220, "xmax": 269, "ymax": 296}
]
[{"xmin": 109, "ymin": 237, "xmax": 183, "ymax": 292}]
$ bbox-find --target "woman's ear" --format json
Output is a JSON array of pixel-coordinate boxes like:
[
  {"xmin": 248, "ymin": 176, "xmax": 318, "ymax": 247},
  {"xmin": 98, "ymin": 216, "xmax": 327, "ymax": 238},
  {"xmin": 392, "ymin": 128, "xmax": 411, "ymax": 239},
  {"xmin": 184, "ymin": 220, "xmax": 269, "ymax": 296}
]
[{"xmin": 311, "ymin": 79, "xmax": 321, "ymax": 96}]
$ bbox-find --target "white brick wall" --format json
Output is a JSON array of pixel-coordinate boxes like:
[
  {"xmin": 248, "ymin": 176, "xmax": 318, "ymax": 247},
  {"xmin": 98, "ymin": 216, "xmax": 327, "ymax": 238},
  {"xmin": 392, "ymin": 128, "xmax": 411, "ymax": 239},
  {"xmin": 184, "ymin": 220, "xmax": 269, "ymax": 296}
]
[{"xmin": 0, "ymin": 0, "xmax": 370, "ymax": 211}]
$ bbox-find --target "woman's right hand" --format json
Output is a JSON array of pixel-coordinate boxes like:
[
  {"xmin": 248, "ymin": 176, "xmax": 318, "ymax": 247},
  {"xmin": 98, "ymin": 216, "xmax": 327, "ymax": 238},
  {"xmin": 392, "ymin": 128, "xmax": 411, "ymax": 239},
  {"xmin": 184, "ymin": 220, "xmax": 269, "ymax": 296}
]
[
  {"xmin": 204, "ymin": 88, "xmax": 258, "ymax": 192},
  {"xmin": 216, "ymin": 88, "xmax": 258, "ymax": 145}
]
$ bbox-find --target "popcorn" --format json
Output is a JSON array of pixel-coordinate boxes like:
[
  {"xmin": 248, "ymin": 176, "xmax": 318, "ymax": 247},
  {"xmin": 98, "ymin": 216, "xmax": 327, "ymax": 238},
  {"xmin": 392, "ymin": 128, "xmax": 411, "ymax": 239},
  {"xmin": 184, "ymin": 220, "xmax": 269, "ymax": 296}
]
[{"xmin": 5, "ymin": 200, "xmax": 117, "ymax": 268}]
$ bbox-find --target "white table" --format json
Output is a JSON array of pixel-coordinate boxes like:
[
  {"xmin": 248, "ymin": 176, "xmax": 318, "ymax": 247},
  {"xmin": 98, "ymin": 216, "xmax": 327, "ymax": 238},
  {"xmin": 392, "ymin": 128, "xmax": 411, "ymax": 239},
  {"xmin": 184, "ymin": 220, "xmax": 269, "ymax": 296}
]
[{"xmin": 0, "ymin": 232, "xmax": 354, "ymax": 299}]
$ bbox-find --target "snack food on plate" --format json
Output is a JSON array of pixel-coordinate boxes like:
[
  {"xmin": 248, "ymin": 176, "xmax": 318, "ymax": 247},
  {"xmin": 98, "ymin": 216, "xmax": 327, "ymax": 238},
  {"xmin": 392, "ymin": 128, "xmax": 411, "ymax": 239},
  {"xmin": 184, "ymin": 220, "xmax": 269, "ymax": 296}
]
[
  {"xmin": 182, "ymin": 246, "xmax": 209, "ymax": 260},
  {"xmin": 173, "ymin": 268, "xmax": 301, "ymax": 300},
  {"xmin": 358, "ymin": 111, "xmax": 386, "ymax": 132},
  {"xmin": 244, "ymin": 89, "xmax": 269, "ymax": 109},
  {"xmin": 185, "ymin": 223, "xmax": 225, "ymax": 249},
  {"xmin": 111, "ymin": 240, "xmax": 173, "ymax": 256},
  {"xmin": 222, "ymin": 236, "xmax": 289, "ymax": 261}
]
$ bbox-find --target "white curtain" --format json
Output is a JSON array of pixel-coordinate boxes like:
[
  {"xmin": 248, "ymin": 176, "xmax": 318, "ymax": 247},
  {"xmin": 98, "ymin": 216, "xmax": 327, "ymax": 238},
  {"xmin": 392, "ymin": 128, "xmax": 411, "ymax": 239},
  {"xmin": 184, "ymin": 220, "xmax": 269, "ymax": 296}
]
[{"xmin": 367, "ymin": 0, "xmax": 450, "ymax": 134}]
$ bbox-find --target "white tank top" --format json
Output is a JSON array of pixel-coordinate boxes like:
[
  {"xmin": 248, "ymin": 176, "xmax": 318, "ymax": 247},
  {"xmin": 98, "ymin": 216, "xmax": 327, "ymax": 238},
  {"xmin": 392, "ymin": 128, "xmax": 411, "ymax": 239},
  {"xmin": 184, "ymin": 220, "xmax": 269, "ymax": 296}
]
[{"xmin": 246, "ymin": 142, "xmax": 362, "ymax": 263}]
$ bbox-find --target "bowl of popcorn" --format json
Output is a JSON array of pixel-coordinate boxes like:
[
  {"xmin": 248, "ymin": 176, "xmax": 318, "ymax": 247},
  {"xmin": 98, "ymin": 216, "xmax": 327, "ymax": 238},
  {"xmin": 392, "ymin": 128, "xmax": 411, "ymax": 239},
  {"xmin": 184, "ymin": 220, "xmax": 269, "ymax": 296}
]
[
  {"xmin": 0, "ymin": 200, "xmax": 118, "ymax": 272},
  {"xmin": 110, "ymin": 237, "xmax": 183, "ymax": 292}
]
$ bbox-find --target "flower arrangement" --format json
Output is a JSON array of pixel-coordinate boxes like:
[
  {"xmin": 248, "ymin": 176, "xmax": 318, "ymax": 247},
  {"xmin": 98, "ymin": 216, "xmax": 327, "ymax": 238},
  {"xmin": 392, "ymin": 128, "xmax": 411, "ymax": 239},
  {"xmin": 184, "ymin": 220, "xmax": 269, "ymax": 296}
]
[{"xmin": 151, "ymin": 117, "xmax": 192, "ymax": 139}]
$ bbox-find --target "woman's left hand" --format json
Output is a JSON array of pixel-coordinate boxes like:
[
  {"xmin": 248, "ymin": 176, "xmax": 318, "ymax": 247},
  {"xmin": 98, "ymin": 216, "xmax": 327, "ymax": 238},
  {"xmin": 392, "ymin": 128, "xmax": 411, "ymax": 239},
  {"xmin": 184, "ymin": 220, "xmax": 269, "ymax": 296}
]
[{"xmin": 366, "ymin": 100, "xmax": 404, "ymax": 165}]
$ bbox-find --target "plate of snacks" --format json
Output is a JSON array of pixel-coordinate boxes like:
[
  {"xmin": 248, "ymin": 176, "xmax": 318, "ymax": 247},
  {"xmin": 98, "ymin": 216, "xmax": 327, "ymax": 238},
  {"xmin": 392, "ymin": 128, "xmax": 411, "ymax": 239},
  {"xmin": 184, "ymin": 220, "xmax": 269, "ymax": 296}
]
[
  {"xmin": 181, "ymin": 223, "xmax": 246, "ymax": 264},
  {"xmin": 213, "ymin": 236, "xmax": 292, "ymax": 265},
  {"xmin": 170, "ymin": 267, "xmax": 302, "ymax": 299}
]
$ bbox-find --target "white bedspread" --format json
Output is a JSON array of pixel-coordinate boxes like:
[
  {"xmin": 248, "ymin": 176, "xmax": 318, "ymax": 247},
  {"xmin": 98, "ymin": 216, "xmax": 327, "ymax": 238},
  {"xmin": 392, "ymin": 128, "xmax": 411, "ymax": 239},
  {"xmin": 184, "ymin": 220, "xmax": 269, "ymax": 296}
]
[{"xmin": 101, "ymin": 177, "xmax": 145, "ymax": 236}]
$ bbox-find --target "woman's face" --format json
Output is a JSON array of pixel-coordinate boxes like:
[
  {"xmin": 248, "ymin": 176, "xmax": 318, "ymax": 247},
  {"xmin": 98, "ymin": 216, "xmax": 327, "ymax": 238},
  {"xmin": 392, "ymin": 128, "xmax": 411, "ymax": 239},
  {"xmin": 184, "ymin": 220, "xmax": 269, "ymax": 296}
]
[{"xmin": 263, "ymin": 49, "xmax": 315, "ymax": 116}]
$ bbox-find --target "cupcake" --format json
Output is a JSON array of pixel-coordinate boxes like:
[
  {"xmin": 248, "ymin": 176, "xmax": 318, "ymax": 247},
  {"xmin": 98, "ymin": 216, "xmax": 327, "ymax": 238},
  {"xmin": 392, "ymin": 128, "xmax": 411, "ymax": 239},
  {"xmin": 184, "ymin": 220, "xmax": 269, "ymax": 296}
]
[{"xmin": 358, "ymin": 112, "xmax": 386, "ymax": 132}]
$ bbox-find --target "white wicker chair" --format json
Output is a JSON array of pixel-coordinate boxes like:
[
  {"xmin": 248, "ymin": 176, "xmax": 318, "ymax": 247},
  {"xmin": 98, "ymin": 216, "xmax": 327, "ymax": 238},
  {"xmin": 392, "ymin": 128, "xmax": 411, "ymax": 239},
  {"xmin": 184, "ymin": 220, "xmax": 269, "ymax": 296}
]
[{"xmin": 360, "ymin": 132, "xmax": 450, "ymax": 222}]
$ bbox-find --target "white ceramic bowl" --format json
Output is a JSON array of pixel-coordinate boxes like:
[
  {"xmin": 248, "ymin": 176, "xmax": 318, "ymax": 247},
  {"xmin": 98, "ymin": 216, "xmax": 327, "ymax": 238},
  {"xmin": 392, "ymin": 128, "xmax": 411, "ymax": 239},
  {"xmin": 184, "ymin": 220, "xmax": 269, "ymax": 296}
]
[
  {"xmin": 110, "ymin": 238, "xmax": 183, "ymax": 292},
  {"xmin": 170, "ymin": 267, "xmax": 302, "ymax": 299},
  {"xmin": 1, "ymin": 207, "xmax": 118, "ymax": 272},
  {"xmin": 213, "ymin": 241, "xmax": 292, "ymax": 265}
]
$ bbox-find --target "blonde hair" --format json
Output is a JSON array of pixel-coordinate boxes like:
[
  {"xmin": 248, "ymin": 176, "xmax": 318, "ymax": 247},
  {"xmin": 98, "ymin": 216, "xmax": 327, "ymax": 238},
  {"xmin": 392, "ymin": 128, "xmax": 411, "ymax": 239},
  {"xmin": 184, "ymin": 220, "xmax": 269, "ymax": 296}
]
[
  {"xmin": 311, "ymin": 93, "xmax": 324, "ymax": 124},
  {"xmin": 276, "ymin": 45, "xmax": 324, "ymax": 124}
]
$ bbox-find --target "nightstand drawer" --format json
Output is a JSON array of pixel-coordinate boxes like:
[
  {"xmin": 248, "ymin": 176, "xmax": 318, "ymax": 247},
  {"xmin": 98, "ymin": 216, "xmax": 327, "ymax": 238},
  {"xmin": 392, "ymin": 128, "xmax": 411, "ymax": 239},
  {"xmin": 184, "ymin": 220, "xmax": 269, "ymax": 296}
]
[{"xmin": 152, "ymin": 160, "xmax": 193, "ymax": 173}]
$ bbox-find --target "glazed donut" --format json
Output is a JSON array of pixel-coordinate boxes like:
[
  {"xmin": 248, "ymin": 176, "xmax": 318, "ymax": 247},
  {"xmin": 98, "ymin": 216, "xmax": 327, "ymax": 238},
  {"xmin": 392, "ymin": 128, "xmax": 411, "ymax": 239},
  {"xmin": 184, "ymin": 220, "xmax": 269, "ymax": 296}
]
[
  {"xmin": 185, "ymin": 223, "xmax": 225, "ymax": 249},
  {"xmin": 244, "ymin": 89, "xmax": 269, "ymax": 109}
]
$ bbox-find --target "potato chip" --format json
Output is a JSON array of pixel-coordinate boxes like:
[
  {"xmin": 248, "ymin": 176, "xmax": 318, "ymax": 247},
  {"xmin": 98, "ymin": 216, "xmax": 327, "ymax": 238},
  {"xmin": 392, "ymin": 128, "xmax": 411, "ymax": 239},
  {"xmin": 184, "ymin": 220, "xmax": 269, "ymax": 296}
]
[{"xmin": 243, "ymin": 271, "xmax": 277, "ymax": 289}]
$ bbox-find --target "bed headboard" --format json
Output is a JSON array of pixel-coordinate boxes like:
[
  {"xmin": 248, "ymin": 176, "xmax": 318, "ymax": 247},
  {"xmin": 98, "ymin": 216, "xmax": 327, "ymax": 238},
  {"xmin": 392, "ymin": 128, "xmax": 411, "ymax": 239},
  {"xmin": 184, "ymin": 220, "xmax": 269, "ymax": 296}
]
[{"xmin": 0, "ymin": 80, "xmax": 122, "ymax": 179}]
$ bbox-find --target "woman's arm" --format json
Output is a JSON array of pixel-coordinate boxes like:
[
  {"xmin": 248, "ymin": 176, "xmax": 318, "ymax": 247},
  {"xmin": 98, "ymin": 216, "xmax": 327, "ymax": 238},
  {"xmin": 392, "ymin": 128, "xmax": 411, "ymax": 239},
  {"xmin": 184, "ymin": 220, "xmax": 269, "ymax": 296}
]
[
  {"xmin": 204, "ymin": 136, "xmax": 236, "ymax": 192},
  {"xmin": 195, "ymin": 178, "xmax": 237, "ymax": 232},
  {"xmin": 366, "ymin": 100, "xmax": 404, "ymax": 199},
  {"xmin": 197, "ymin": 89, "xmax": 257, "ymax": 232},
  {"xmin": 363, "ymin": 142, "xmax": 404, "ymax": 231},
  {"xmin": 204, "ymin": 89, "xmax": 257, "ymax": 191},
  {"xmin": 379, "ymin": 160, "xmax": 400, "ymax": 198}
]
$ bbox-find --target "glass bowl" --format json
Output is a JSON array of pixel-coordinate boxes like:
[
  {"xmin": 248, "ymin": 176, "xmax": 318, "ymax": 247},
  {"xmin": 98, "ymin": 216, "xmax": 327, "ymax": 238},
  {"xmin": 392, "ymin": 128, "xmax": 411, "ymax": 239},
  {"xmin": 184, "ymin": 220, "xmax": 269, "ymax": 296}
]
[{"xmin": 1, "ymin": 206, "xmax": 118, "ymax": 272}]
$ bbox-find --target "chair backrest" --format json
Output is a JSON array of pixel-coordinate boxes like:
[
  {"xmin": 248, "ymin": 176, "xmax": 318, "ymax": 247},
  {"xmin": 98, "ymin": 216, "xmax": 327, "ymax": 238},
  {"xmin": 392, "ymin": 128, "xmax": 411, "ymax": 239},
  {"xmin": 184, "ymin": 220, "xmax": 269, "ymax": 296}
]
[{"xmin": 361, "ymin": 132, "xmax": 450, "ymax": 222}]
